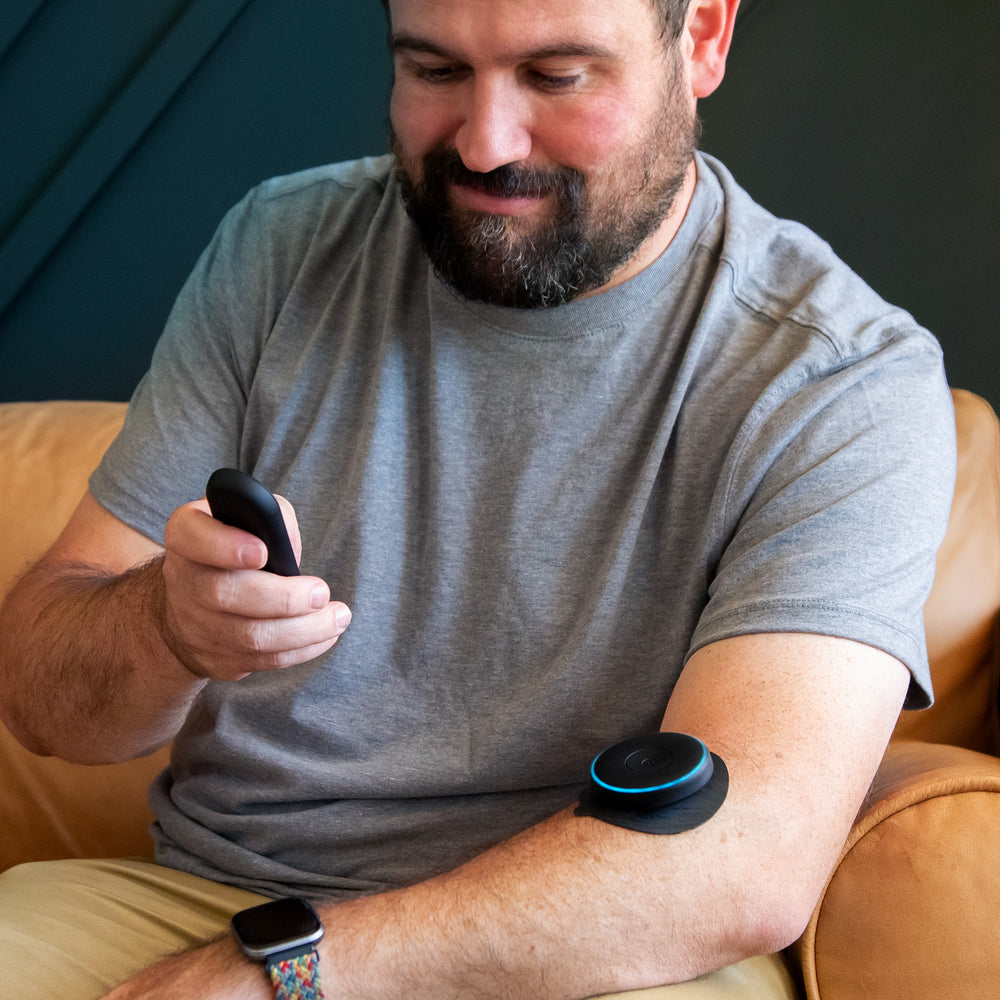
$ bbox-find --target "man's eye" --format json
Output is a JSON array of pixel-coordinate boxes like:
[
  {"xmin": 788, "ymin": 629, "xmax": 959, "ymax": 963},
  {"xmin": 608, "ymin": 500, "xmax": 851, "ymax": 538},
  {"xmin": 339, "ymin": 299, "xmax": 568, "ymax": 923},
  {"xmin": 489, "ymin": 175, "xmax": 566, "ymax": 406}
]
[
  {"xmin": 414, "ymin": 64, "xmax": 464, "ymax": 84},
  {"xmin": 530, "ymin": 71, "xmax": 583, "ymax": 92}
]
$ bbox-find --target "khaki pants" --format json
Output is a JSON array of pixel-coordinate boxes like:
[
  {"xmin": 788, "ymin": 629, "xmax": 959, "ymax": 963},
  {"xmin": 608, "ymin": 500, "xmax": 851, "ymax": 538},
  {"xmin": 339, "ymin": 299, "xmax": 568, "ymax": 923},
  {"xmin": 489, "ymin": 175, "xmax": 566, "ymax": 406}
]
[{"xmin": 0, "ymin": 859, "xmax": 800, "ymax": 999}]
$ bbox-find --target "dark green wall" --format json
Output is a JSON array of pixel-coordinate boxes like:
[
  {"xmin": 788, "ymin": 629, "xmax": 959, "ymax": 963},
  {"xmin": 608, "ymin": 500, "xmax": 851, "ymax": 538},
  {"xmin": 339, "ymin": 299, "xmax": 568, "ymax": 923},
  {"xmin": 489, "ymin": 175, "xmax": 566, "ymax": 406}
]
[
  {"xmin": 0, "ymin": 0, "xmax": 392, "ymax": 401},
  {"xmin": 700, "ymin": 0, "xmax": 1000, "ymax": 408},
  {"xmin": 2, "ymin": 0, "xmax": 997, "ymax": 406}
]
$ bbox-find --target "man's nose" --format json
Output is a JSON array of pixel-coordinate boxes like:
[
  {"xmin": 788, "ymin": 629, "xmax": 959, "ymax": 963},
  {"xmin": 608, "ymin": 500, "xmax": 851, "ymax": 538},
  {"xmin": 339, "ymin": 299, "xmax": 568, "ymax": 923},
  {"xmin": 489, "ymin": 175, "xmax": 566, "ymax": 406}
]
[{"xmin": 454, "ymin": 78, "xmax": 532, "ymax": 174}]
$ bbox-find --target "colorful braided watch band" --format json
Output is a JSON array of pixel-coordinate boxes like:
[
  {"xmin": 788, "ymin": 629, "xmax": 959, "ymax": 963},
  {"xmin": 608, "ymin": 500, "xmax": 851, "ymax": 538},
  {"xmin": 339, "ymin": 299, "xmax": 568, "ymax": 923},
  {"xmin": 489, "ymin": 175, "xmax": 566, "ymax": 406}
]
[{"xmin": 265, "ymin": 948, "xmax": 326, "ymax": 1000}]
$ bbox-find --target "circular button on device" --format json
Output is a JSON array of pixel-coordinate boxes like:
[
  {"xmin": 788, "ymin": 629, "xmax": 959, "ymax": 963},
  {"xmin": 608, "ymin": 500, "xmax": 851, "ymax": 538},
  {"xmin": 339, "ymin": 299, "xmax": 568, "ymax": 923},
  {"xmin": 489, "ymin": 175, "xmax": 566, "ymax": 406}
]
[{"xmin": 590, "ymin": 732, "xmax": 714, "ymax": 811}]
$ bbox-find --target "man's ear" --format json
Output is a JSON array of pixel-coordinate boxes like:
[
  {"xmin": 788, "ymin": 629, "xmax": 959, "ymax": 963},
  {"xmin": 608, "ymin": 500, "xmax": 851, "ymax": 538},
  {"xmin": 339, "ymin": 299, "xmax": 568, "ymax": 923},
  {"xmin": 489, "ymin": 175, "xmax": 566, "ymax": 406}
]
[{"xmin": 684, "ymin": 0, "xmax": 741, "ymax": 99}]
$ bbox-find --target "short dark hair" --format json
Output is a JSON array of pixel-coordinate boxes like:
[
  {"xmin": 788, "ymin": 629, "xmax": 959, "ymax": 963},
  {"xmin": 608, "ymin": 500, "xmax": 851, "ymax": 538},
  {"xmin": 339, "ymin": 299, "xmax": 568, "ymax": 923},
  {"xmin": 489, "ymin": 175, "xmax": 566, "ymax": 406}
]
[
  {"xmin": 377, "ymin": 0, "xmax": 692, "ymax": 42},
  {"xmin": 651, "ymin": 0, "xmax": 692, "ymax": 40}
]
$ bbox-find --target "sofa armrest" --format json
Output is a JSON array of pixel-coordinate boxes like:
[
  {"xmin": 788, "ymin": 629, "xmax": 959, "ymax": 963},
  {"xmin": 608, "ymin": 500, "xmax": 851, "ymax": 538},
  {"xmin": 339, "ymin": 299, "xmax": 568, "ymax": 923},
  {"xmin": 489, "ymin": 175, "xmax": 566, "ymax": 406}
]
[{"xmin": 796, "ymin": 740, "xmax": 1000, "ymax": 999}]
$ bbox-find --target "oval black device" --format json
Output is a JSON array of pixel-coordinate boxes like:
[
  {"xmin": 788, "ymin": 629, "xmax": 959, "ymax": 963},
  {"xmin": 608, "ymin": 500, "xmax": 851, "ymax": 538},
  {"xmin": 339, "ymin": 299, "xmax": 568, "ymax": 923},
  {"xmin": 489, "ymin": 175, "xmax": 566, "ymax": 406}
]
[
  {"xmin": 589, "ymin": 732, "xmax": 714, "ymax": 811},
  {"xmin": 206, "ymin": 468, "xmax": 300, "ymax": 577}
]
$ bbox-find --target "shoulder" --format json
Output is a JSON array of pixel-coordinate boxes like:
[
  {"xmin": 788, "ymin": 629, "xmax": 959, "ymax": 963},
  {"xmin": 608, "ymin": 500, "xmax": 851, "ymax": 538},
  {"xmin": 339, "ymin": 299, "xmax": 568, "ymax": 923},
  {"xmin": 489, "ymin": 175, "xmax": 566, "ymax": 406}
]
[
  {"xmin": 694, "ymin": 153, "xmax": 941, "ymax": 369},
  {"xmin": 252, "ymin": 155, "xmax": 396, "ymax": 209},
  {"xmin": 222, "ymin": 155, "xmax": 401, "ymax": 251},
  {"xmin": 193, "ymin": 155, "xmax": 414, "ymax": 315}
]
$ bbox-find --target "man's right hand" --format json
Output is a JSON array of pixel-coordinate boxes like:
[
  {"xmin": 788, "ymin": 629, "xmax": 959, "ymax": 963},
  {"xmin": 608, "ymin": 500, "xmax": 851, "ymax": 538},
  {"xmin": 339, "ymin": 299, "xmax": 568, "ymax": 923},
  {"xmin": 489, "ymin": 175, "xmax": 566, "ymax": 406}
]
[
  {"xmin": 0, "ymin": 488, "xmax": 350, "ymax": 763},
  {"xmin": 159, "ymin": 496, "xmax": 351, "ymax": 682}
]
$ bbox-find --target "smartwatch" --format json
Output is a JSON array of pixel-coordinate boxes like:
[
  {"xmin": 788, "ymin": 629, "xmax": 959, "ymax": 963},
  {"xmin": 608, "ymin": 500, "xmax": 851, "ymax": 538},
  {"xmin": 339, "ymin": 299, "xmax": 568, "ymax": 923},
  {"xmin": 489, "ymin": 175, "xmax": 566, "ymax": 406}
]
[{"xmin": 231, "ymin": 896, "xmax": 326, "ymax": 1000}]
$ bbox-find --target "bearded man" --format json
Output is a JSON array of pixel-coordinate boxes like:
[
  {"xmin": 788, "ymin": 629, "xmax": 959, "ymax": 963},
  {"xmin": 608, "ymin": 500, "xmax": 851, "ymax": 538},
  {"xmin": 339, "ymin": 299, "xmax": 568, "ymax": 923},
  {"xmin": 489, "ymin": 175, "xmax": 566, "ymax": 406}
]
[{"xmin": 0, "ymin": 1, "xmax": 955, "ymax": 998}]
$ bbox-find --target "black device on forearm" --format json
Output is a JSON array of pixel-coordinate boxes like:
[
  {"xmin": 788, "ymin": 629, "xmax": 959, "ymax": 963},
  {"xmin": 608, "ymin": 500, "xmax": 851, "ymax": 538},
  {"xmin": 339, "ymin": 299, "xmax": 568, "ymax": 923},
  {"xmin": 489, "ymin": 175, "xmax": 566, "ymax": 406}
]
[{"xmin": 577, "ymin": 732, "xmax": 729, "ymax": 835}]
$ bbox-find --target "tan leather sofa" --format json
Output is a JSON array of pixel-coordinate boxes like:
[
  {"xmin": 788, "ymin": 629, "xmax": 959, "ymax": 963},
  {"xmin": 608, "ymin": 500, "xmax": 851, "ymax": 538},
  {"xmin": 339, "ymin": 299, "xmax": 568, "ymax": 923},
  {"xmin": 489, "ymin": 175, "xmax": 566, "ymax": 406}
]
[{"xmin": 1, "ymin": 394, "xmax": 998, "ymax": 999}]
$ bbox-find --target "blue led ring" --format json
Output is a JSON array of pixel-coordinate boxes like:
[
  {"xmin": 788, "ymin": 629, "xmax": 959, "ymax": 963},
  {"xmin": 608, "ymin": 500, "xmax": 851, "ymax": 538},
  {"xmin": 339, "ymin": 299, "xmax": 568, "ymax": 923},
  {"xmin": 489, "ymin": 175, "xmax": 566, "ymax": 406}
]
[{"xmin": 589, "ymin": 732, "xmax": 715, "ymax": 811}]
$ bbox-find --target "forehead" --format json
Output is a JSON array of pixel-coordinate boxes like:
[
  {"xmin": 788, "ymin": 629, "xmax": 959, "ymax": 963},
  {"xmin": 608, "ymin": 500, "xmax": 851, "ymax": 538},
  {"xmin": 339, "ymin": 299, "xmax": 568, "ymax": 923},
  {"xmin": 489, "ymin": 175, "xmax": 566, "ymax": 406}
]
[{"xmin": 387, "ymin": 0, "xmax": 663, "ymax": 60}]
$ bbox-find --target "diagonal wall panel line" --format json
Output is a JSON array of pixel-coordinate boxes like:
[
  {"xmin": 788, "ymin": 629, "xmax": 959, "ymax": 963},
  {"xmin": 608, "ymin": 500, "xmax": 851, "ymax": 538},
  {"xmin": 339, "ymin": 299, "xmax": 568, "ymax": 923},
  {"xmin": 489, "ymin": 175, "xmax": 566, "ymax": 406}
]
[
  {"xmin": 0, "ymin": 0, "xmax": 254, "ymax": 320},
  {"xmin": 0, "ymin": 0, "xmax": 50, "ymax": 61}
]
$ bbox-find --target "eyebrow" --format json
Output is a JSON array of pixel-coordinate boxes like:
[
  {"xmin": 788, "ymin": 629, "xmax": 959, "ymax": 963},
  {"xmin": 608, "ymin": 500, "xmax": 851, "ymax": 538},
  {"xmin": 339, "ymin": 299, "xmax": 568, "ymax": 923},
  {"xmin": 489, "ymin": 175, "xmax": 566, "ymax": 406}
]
[{"xmin": 390, "ymin": 32, "xmax": 616, "ymax": 64}]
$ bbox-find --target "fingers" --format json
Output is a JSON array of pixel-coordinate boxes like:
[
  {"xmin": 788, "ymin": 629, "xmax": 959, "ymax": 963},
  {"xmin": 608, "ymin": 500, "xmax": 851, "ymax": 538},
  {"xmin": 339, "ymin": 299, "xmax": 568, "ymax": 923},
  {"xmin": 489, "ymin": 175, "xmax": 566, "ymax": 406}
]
[
  {"xmin": 166, "ymin": 499, "xmax": 269, "ymax": 571},
  {"xmin": 160, "ymin": 499, "xmax": 351, "ymax": 681},
  {"xmin": 162, "ymin": 582, "xmax": 350, "ymax": 676},
  {"xmin": 179, "ymin": 556, "xmax": 325, "ymax": 618}
]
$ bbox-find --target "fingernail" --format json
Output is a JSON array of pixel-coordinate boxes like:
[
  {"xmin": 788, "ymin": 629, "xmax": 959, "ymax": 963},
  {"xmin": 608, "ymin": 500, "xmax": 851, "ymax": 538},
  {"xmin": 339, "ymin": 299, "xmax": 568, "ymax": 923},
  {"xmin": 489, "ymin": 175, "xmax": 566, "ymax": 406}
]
[
  {"xmin": 241, "ymin": 542, "xmax": 267, "ymax": 568},
  {"xmin": 310, "ymin": 584, "xmax": 329, "ymax": 609},
  {"xmin": 335, "ymin": 605, "xmax": 352, "ymax": 630}
]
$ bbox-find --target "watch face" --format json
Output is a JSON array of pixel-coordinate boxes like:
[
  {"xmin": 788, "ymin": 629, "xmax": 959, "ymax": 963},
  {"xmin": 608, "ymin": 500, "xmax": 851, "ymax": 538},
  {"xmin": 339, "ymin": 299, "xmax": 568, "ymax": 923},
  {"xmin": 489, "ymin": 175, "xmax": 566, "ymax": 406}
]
[{"xmin": 231, "ymin": 897, "xmax": 324, "ymax": 960}]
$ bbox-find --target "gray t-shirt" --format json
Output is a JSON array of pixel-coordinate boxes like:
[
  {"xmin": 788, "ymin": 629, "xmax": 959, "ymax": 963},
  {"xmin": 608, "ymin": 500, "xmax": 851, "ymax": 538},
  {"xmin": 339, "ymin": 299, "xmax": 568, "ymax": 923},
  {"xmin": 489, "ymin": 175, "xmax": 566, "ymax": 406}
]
[{"xmin": 90, "ymin": 153, "xmax": 955, "ymax": 899}]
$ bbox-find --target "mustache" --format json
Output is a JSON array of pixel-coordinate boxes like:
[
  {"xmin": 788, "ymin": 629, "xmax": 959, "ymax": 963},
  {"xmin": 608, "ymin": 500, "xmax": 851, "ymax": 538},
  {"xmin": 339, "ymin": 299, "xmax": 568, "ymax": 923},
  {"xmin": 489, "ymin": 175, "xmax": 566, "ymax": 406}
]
[{"xmin": 422, "ymin": 144, "xmax": 584, "ymax": 202}]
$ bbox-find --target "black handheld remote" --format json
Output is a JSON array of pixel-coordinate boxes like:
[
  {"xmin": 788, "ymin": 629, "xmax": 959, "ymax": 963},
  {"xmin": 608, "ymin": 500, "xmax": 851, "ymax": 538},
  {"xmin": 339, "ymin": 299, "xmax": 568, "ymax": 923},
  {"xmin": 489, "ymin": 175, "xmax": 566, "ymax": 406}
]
[{"xmin": 205, "ymin": 468, "xmax": 300, "ymax": 576}]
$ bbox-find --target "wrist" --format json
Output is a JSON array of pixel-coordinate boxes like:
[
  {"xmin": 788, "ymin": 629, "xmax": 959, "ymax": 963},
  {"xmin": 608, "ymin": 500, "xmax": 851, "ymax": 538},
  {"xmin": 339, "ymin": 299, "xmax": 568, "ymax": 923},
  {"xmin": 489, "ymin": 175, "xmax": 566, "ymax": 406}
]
[
  {"xmin": 232, "ymin": 897, "xmax": 327, "ymax": 1000},
  {"xmin": 142, "ymin": 555, "xmax": 213, "ymax": 684}
]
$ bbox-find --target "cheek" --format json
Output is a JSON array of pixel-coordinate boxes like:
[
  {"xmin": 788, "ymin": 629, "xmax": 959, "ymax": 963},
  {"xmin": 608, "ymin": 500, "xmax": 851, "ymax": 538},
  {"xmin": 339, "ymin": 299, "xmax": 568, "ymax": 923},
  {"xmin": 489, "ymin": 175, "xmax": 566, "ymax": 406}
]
[
  {"xmin": 390, "ymin": 85, "xmax": 452, "ymax": 158},
  {"xmin": 536, "ymin": 98, "xmax": 642, "ymax": 169}
]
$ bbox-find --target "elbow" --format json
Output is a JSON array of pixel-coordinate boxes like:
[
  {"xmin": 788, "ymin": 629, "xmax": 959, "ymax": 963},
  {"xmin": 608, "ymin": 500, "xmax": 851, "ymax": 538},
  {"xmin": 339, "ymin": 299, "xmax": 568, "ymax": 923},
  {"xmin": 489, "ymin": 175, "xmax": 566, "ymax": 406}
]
[
  {"xmin": 675, "ymin": 873, "xmax": 823, "ymax": 983},
  {"xmin": 744, "ymin": 896, "xmax": 815, "ymax": 959},
  {"xmin": 0, "ymin": 709, "xmax": 54, "ymax": 759},
  {"xmin": 0, "ymin": 704, "xmax": 76, "ymax": 762},
  {"xmin": 606, "ymin": 879, "xmax": 821, "ymax": 992},
  {"xmin": 0, "ymin": 668, "xmax": 54, "ymax": 758},
  {"xmin": 0, "ymin": 690, "xmax": 163, "ymax": 765},
  {"xmin": 714, "ymin": 825, "xmax": 839, "ymax": 964},
  {"xmin": 726, "ymin": 874, "xmax": 823, "ymax": 963}
]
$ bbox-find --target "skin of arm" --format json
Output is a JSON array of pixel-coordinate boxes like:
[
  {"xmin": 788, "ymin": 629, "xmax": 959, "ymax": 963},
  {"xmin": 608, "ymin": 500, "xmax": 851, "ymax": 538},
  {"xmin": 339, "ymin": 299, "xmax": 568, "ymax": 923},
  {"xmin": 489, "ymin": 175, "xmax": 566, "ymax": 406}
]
[
  {"xmin": 98, "ymin": 631, "xmax": 909, "ymax": 999},
  {"xmin": 0, "ymin": 490, "xmax": 351, "ymax": 763}
]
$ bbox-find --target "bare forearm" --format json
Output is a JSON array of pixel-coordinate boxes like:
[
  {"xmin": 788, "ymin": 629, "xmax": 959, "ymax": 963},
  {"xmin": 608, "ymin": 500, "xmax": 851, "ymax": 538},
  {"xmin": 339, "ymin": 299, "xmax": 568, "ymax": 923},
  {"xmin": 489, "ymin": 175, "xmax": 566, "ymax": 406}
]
[
  {"xmin": 314, "ymin": 799, "xmax": 798, "ymax": 999},
  {"xmin": 0, "ymin": 557, "xmax": 204, "ymax": 763},
  {"xmin": 102, "ymin": 798, "xmax": 791, "ymax": 1000},
  {"xmin": 114, "ymin": 785, "xmax": 806, "ymax": 1000}
]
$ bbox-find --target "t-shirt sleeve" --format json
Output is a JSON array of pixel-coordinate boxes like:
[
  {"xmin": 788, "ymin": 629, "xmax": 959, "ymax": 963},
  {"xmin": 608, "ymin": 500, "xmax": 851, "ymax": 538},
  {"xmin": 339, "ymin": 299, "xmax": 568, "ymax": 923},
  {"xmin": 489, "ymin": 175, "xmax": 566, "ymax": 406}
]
[
  {"xmin": 89, "ymin": 186, "xmax": 278, "ymax": 543},
  {"xmin": 688, "ymin": 336, "xmax": 956, "ymax": 710}
]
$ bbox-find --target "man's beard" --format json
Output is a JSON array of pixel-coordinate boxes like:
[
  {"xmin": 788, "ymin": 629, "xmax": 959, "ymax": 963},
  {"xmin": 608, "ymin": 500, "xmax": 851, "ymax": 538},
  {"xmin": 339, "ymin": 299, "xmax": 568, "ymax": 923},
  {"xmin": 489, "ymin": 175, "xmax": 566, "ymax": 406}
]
[{"xmin": 392, "ymin": 71, "xmax": 700, "ymax": 308}]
